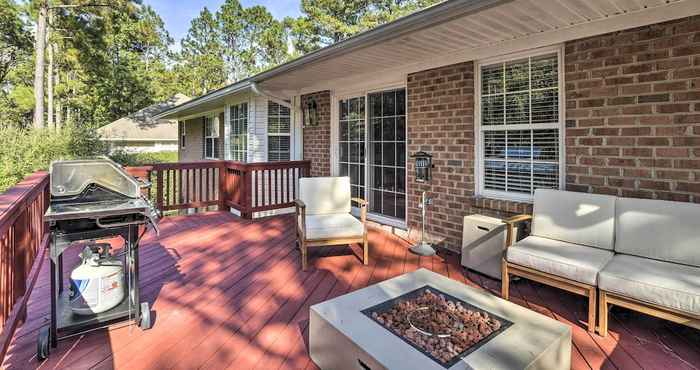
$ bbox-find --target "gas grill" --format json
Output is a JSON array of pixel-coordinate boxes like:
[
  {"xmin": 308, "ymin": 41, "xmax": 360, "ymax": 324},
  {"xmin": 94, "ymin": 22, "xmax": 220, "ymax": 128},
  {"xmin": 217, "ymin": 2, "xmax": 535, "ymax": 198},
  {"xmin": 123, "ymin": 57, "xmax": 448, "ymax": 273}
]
[{"xmin": 37, "ymin": 158, "xmax": 159, "ymax": 361}]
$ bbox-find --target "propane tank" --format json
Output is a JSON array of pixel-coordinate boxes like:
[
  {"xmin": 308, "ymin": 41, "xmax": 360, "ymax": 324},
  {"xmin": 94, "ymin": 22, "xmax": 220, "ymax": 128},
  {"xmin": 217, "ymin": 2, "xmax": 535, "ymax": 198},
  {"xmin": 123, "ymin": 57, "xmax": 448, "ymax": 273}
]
[{"xmin": 69, "ymin": 244, "xmax": 125, "ymax": 315}]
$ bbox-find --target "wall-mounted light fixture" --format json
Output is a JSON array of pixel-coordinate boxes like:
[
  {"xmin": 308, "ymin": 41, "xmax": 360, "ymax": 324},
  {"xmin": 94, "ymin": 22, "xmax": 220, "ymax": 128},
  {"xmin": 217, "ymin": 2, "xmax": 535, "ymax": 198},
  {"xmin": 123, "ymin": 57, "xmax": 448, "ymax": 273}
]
[{"xmin": 303, "ymin": 96, "xmax": 319, "ymax": 127}]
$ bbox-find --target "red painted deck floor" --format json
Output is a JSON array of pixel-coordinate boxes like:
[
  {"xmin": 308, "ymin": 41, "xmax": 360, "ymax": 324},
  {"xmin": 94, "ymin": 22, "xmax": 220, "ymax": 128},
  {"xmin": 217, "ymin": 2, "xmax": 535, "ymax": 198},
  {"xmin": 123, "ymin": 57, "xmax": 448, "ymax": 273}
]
[{"xmin": 2, "ymin": 211, "xmax": 699, "ymax": 369}]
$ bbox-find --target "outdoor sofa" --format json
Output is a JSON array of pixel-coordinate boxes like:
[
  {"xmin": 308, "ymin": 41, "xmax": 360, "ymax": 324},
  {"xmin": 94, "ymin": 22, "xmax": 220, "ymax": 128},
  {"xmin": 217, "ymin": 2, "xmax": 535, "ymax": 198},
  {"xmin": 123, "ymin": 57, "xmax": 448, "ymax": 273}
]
[{"xmin": 501, "ymin": 189, "xmax": 700, "ymax": 335}]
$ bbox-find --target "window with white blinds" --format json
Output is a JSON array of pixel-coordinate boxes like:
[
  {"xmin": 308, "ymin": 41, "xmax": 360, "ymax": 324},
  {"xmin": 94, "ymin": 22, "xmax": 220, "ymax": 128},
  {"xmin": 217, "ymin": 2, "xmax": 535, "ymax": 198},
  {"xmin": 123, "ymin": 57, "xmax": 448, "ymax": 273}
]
[
  {"xmin": 267, "ymin": 101, "xmax": 291, "ymax": 161},
  {"xmin": 478, "ymin": 50, "xmax": 562, "ymax": 200},
  {"xmin": 204, "ymin": 116, "xmax": 219, "ymax": 159},
  {"xmin": 230, "ymin": 102, "xmax": 248, "ymax": 162}
]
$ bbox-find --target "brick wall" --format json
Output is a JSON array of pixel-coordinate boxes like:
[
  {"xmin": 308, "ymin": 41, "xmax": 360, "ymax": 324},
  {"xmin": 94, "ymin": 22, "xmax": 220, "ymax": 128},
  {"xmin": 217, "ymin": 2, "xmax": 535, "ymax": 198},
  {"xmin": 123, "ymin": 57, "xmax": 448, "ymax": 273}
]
[
  {"xmin": 565, "ymin": 16, "xmax": 700, "ymax": 202},
  {"xmin": 406, "ymin": 62, "xmax": 531, "ymax": 250},
  {"xmin": 300, "ymin": 16, "xmax": 700, "ymax": 252},
  {"xmin": 301, "ymin": 91, "xmax": 331, "ymax": 176}
]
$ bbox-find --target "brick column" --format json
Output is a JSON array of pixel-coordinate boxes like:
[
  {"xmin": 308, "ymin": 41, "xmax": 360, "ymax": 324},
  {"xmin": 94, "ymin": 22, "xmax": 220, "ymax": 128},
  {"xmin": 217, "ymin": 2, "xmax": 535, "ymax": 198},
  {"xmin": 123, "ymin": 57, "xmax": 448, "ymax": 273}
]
[
  {"xmin": 406, "ymin": 62, "xmax": 476, "ymax": 250},
  {"xmin": 301, "ymin": 91, "xmax": 331, "ymax": 177}
]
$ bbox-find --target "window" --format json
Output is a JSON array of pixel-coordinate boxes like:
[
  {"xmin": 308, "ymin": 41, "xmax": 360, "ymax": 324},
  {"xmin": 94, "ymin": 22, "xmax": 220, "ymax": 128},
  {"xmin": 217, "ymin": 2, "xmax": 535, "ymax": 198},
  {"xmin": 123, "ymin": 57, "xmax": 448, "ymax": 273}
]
[
  {"xmin": 179, "ymin": 121, "xmax": 186, "ymax": 148},
  {"xmin": 204, "ymin": 115, "xmax": 220, "ymax": 159},
  {"xmin": 368, "ymin": 89, "xmax": 406, "ymax": 220},
  {"xmin": 230, "ymin": 103, "xmax": 248, "ymax": 162},
  {"xmin": 338, "ymin": 97, "xmax": 366, "ymax": 200},
  {"xmin": 478, "ymin": 50, "xmax": 562, "ymax": 200},
  {"xmin": 267, "ymin": 101, "xmax": 291, "ymax": 161}
]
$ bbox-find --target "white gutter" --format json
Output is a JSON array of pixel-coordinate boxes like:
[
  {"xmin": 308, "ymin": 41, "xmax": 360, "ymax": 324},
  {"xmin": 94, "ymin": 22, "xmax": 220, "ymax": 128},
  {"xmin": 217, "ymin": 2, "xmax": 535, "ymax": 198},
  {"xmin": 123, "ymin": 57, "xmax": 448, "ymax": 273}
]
[{"xmin": 154, "ymin": 82, "xmax": 252, "ymax": 120}]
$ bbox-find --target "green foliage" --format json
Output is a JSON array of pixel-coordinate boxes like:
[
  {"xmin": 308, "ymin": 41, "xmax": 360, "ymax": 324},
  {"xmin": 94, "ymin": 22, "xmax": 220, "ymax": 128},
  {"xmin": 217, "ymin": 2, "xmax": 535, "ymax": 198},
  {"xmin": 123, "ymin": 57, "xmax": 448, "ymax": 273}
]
[
  {"xmin": 177, "ymin": 7, "xmax": 227, "ymax": 96},
  {"xmin": 0, "ymin": 0, "xmax": 31, "ymax": 85},
  {"xmin": 298, "ymin": 0, "xmax": 443, "ymax": 45},
  {"xmin": 0, "ymin": 0, "xmax": 443, "ymax": 193},
  {"xmin": 0, "ymin": 124, "xmax": 106, "ymax": 192},
  {"xmin": 109, "ymin": 150, "xmax": 178, "ymax": 167}
]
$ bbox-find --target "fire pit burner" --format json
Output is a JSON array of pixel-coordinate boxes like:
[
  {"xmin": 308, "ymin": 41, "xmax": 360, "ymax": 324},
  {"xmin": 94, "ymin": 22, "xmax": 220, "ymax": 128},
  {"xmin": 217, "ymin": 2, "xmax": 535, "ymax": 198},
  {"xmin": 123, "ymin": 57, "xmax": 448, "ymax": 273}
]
[
  {"xmin": 407, "ymin": 306, "xmax": 462, "ymax": 338},
  {"xmin": 362, "ymin": 286, "xmax": 512, "ymax": 368}
]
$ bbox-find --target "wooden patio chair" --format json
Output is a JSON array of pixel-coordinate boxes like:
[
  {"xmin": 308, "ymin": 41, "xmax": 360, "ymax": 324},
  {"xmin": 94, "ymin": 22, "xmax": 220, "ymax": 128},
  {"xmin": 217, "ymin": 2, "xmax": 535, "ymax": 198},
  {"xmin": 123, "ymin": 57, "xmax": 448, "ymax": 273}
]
[{"xmin": 294, "ymin": 176, "xmax": 368, "ymax": 271}]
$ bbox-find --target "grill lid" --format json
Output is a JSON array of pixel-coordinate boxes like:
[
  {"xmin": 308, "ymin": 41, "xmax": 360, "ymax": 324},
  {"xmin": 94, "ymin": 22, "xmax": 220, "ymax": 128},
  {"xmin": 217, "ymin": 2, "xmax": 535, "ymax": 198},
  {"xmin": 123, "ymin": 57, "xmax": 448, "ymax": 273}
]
[{"xmin": 50, "ymin": 158, "xmax": 141, "ymax": 199}]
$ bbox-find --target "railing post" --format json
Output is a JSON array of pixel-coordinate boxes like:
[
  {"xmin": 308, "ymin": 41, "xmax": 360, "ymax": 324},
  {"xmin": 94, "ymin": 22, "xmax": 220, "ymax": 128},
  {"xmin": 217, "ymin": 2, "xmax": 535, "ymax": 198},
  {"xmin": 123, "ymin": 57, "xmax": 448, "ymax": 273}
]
[
  {"xmin": 155, "ymin": 170, "xmax": 164, "ymax": 212},
  {"xmin": 218, "ymin": 161, "xmax": 227, "ymax": 211},
  {"xmin": 241, "ymin": 165, "xmax": 252, "ymax": 219}
]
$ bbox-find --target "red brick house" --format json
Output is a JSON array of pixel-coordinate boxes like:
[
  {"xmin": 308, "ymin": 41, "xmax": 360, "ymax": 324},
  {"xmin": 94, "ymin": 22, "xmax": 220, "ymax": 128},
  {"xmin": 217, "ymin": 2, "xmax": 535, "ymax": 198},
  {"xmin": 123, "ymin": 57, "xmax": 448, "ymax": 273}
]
[{"xmin": 158, "ymin": 0, "xmax": 700, "ymax": 252}]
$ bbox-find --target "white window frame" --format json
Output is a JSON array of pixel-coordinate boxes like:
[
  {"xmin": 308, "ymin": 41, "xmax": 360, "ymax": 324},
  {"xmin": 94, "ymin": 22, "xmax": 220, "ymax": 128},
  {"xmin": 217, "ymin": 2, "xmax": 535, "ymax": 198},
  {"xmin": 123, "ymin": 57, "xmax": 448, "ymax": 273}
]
[
  {"xmin": 204, "ymin": 115, "xmax": 220, "ymax": 160},
  {"xmin": 474, "ymin": 45, "xmax": 566, "ymax": 202},
  {"xmin": 229, "ymin": 102, "xmax": 248, "ymax": 162},
  {"xmin": 267, "ymin": 101, "xmax": 291, "ymax": 162},
  {"xmin": 331, "ymin": 83, "xmax": 408, "ymax": 229}
]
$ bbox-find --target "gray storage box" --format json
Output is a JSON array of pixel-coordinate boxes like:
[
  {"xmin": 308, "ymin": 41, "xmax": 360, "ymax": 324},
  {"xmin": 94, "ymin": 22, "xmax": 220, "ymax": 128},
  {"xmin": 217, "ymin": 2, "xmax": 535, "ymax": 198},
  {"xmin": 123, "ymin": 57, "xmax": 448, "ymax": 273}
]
[{"xmin": 461, "ymin": 214, "xmax": 514, "ymax": 280}]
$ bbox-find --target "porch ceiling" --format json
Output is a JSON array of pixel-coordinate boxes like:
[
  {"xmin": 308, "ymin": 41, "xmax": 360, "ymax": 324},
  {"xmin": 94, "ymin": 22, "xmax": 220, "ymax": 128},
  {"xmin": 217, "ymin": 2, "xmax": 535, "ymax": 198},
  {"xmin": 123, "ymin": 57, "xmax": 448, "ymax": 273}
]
[{"xmin": 261, "ymin": 0, "xmax": 700, "ymax": 96}]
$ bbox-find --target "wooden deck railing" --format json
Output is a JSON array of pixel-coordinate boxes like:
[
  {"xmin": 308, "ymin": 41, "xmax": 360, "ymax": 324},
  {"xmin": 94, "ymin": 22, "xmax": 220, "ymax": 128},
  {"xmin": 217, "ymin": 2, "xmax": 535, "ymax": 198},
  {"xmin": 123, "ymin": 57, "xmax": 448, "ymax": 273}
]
[
  {"xmin": 0, "ymin": 172, "xmax": 50, "ymax": 360},
  {"xmin": 222, "ymin": 160, "xmax": 311, "ymax": 218},
  {"xmin": 0, "ymin": 159, "xmax": 309, "ymax": 361},
  {"xmin": 127, "ymin": 160, "xmax": 311, "ymax": 218}
]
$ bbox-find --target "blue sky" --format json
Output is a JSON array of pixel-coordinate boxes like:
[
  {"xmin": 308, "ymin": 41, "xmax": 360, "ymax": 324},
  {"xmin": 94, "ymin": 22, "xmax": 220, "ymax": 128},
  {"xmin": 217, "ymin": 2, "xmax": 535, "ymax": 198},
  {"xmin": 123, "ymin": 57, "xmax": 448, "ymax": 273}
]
[{"xmin": 145, "ymin": 0, "xmax": 302, "ymax": 48}]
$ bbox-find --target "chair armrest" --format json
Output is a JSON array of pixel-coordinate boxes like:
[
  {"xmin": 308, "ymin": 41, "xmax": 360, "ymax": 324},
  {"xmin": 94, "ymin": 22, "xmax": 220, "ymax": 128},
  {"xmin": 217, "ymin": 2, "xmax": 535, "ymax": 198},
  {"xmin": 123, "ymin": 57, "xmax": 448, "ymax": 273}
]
[
  {"xmin": 503, "ymin": 214, "xmax": 532, "ymax": 225},
  {"xmin": 294, "ymin": 199, "xmax": 306, "ymax": 235},
  {"xmin": 503, "ymin": 214, "xmax": 532, "ymax": 248},
  {"xmin": 351, "ymin": 198, "xmax": 367, "ymax": 207},
  {"xmin": 351, "ymin": 198, "xmax": 368, "ymax": 225}
]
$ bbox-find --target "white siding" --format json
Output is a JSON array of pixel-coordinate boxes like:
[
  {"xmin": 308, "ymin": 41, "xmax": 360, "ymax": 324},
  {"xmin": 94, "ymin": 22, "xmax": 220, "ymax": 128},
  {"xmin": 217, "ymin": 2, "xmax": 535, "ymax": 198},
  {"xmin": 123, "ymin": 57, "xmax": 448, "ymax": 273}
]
[{"xmin": 248, "ymin": 95, "xmax": 267, "ymax": 163}]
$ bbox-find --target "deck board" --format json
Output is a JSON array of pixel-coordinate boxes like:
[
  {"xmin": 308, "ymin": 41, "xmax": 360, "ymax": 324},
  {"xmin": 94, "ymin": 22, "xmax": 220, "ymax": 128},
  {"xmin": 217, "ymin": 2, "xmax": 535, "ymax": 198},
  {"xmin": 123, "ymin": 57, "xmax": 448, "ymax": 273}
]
[{"xmin": 1, "ymin": 212, "xmax": 698, "ymax": 370}]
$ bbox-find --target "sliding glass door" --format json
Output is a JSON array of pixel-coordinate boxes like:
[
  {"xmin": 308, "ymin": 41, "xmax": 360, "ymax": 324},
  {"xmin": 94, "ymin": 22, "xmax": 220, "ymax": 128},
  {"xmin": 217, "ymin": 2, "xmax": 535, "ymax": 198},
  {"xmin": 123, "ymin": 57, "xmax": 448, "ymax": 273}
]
[{"xmin": 338, "ymin": 88, "xmax": 406, "ymax": 223}]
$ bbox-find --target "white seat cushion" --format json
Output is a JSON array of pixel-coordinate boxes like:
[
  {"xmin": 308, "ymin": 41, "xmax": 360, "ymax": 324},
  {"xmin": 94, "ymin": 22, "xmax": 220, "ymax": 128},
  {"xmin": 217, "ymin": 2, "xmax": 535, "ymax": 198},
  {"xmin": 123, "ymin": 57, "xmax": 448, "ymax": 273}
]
[
  {"xmin": 303, "ymin": 214, "xmax": 364, "ymax": 240},
  {"xmin": 507, "ymin": 236, "xmax": 614, "ymax": 285},
  {"xmin": 532, "ymin": 189, "xmax": 616, "ymax": 250},
  {"xmin": 299, "ymin": 177, "xmax": 352, "ymax": 215},
  {"xmin": 615, "ymin": 197, "xmax": 700, "ymax": 267},
  {"xmin": 599, "ymin": 254, "xmax": 700, "ymax": 316}
]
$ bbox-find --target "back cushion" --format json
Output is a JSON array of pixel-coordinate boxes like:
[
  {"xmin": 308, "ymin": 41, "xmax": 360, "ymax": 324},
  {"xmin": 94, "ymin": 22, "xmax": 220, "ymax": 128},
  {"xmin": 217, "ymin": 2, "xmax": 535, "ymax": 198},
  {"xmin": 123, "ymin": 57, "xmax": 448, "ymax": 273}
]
[
  {"xmin": 299, "ymin": 177, "xmax": 351, "ymax": 215},
  {"xmin": 532, "ymin": 189, "xmax": 616, "ymax": 250},
  {"xmin": 615, "ymin": 197, "xmax": 700, "ymax": 267}
]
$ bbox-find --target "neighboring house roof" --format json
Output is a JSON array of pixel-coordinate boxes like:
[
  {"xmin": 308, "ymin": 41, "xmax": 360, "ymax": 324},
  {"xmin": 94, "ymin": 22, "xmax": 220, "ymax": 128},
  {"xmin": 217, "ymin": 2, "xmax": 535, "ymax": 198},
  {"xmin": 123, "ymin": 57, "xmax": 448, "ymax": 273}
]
[
  {"xmin": 99, "ymin": 94, "xmax": 190, "ymax": 141},
  {"xmin": 157, "ymin": 0, "xmax": 700, "ymax": 120}
]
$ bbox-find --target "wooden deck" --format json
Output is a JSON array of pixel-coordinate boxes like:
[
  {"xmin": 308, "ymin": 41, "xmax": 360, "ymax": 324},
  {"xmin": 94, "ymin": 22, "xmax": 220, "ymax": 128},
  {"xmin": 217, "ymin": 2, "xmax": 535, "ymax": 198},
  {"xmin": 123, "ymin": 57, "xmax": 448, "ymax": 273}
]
[{"xmin": 2, "ymin": 211, "xmax": 699, "ymax": 369}]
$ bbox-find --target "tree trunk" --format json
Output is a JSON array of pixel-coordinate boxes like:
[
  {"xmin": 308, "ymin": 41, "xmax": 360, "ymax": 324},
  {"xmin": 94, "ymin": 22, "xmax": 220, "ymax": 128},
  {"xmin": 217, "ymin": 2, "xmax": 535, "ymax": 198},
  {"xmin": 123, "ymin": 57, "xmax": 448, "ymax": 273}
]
[
  {"xmin": 55, "ymin": 68, "xmax": 62, "ymax": 129},
  {"xmin": 47, "ymin": 31, "xmax": 54, "ymax": 129},
  {"xmin": 33, "ymin": 0, "xmax": 48, "ymax": 129}
]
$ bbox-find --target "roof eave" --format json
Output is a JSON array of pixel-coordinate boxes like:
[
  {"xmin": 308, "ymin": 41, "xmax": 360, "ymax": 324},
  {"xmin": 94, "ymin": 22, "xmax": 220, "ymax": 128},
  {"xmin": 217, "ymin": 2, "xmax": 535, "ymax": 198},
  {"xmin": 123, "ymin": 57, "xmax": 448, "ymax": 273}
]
[{"xmin": 154, "ymin": 0, "xmax": 508, "ymax": 120}]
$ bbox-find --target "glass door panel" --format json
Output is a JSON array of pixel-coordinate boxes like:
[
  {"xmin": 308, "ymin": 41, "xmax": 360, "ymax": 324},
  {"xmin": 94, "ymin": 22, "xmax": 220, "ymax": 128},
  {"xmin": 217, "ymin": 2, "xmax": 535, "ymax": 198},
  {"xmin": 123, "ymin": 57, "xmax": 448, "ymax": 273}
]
[{"xmin": 368, "ymin": 89, "xmax": 406, "ymax": 220}]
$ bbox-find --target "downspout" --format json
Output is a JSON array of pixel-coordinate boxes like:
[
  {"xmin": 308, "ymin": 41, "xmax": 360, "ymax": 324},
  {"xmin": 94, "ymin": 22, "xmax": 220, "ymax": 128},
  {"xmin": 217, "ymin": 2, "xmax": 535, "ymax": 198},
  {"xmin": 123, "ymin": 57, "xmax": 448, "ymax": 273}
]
[{"xmin": 250, "ymin": 82, "xmax": 292, "ymax": 109}]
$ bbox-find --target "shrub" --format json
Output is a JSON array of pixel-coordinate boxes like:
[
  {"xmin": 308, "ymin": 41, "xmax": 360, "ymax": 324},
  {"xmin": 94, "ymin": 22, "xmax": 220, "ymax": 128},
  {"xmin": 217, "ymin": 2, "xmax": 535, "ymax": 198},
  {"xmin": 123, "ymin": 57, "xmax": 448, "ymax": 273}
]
[
  {"xmin": 109, "ymin": 150, "xmax": 178, "ymax": 167},
  {"xmin": 0, "ymin": 124, "xmax": 106, "ymax": 193}
]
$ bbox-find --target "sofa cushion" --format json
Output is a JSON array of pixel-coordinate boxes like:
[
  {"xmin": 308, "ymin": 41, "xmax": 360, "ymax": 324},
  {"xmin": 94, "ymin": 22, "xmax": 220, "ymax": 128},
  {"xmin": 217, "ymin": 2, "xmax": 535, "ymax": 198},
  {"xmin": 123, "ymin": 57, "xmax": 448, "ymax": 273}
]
[
  {"xmin": 599, "ymin": 254, "xmax": 700, "ymax": 316},
  {"xmin": 615, "ymin": 197, "xmax": 700, "ymax": 267},
  {"xmin": 299, "ymin": 177, "xmax": 352, "ymax": 215},
  {"xmin": 532, "ymin": 189, "xmax": 616, "ymax": 250},
  {"xmin": 506, "ymin": 236, "xmax": 614, "ymax": 285},
  {"xmin": 303, "ymin": 214, "xmax": 364, "ymax": 240}
]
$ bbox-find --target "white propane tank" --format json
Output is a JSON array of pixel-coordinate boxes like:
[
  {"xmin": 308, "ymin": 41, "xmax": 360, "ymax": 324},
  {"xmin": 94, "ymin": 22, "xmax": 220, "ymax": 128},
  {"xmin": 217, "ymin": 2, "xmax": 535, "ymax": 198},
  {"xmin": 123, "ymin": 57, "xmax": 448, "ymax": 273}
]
[{"xmin": 69, "ymin": 246, "xmax": 125, "ymax": 315}]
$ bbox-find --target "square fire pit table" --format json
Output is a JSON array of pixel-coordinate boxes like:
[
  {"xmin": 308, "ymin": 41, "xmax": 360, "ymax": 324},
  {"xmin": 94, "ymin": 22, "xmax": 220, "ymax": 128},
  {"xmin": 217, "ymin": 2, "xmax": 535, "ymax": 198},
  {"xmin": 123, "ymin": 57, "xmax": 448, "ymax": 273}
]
[{"xmin": 309, "ymin": 268, "xmax": 571, "ymax": 370}]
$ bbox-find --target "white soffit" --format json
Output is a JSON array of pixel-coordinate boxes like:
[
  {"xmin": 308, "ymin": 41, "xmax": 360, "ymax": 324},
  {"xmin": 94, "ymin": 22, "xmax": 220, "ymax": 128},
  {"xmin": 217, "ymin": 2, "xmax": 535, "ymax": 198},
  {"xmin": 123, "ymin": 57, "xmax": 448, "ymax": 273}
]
[{"xmin": 261, "ymin": 0, "xmax": 700, "ymax": 95}]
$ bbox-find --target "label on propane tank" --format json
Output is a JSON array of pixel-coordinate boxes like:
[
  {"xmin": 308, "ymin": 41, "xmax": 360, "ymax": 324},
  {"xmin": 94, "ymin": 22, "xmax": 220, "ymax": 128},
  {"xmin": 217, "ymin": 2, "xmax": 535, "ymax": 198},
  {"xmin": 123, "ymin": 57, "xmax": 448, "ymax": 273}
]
[{"xmin": 100, "ymin": 271, "xmax": 122, "ymax": 295}]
